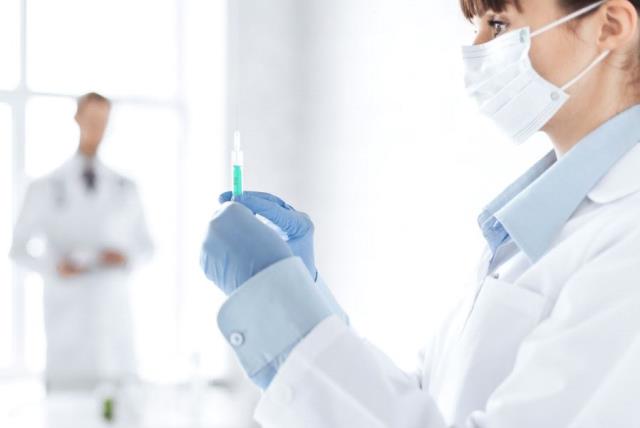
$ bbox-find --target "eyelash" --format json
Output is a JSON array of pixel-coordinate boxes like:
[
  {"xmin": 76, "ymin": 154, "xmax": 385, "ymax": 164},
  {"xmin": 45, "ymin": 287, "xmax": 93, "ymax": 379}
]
[{"xmin": 488, "ymin": 19, "xmax": 509, "ymax": 37}]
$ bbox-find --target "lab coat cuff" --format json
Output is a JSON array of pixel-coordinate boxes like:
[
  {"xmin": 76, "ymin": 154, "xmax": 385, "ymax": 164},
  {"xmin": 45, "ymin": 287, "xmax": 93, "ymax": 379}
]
[
  {"xmin": 218, "ymin": 256, "xmax": 334, "ymax": 382},
  {"xmin": 316, "ymin": 275, "xmax": 349, "ymax": 325}
]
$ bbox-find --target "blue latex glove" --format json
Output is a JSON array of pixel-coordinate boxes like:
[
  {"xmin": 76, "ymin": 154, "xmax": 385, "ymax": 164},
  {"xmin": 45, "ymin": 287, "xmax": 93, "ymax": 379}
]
[
  {"xmin": 201, "ymin": 202, "xmax": 292, "ymax": 295},
  {"xmin": 219, "ymin": 191, "xmax": 317, "ymax": 280}
]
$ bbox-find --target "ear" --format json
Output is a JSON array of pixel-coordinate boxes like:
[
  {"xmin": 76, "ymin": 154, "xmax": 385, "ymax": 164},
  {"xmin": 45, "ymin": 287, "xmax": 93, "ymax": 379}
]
[{"xmin": 597, "ymin": 0, "xmax": 638, "ymax": 51}]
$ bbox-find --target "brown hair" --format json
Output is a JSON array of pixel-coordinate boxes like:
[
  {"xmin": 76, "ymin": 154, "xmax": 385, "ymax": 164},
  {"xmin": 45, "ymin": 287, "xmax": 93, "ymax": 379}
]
[
  {"xmin": 460, "ymin": 0, "xmax": 640, "ymax": 20},
  {"xmin": 460, "ymin": 0, "xmax": 520, "ymax": 20},
  {"xmin": 76, "ymin": 92, "xmax": 111, "ymax": 114},
  {"xmin": 460, "ymin": 0, "xmax": 640, "ymax": 84}
]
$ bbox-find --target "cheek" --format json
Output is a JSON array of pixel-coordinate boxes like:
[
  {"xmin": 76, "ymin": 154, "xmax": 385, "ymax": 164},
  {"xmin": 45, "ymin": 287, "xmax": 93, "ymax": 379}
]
[
  {"xmin": 529, "ymin": 31, "xmax": 594, "ymax": 87},
  {"xmin": 529, "ymin": 33, "xmax": 574, "ymax": 86}
]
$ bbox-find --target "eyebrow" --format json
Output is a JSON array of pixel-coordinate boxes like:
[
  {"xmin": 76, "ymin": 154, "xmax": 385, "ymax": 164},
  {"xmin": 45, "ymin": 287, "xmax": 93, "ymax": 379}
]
[{"xmin": 459, "ymin": 0, "xmax": 522, "ymax": 20}]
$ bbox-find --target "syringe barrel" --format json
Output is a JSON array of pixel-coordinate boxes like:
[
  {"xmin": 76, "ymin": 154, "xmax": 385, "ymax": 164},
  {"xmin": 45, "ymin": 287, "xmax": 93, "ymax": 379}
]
[
  {"xmin": 232, "ymin": 150, "xmax": 244, "ymax": 166},
  {"xmin": 232, "ymin": 163, "xmax": 243, "ymax": 197},
  {"xmin": 232, "ymin": 131, "xmax": 244, "ymax": 197}
]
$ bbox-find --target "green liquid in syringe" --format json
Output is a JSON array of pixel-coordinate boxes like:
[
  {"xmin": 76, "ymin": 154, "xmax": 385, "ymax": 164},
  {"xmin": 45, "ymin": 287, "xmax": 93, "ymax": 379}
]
[{"xmin": 233, "ymin": 164, "xmax": 243, "ymax": 197}]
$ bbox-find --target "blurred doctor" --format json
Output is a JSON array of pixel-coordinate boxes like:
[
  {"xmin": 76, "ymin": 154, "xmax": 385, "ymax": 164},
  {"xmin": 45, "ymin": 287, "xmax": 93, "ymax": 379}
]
[
  {"xmin": 10, "ymin": 92, "xmax": 153, "ymax": 390},
  {"xmin": 201, "ymin": 0, "xmax": 640, "ymax": 427}
]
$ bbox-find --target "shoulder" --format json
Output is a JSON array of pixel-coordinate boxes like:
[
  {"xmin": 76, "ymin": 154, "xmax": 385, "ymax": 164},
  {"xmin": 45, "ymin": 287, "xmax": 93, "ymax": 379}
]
[
  {"xmin": 552, "ymin": 197, "xmax": 640, "ymax": 321},
  {"xmin": 33, "ymin": 157, "xmax": 78, "ymax": 189},
  {"xmin": 25, "ymin": 173, "xmax": 57, "ymax": 196},
  {"xmin": 588, "ymin": 192, "xmax": 640, "ymax": 256},
  {"xmin": 560, "ymin": 193, "xmax": 640, "ymax": 303}
]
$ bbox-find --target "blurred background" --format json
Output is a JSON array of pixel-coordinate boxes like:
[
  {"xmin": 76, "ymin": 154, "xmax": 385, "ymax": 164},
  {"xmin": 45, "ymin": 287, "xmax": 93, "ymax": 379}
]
[{"xmin": 0, "ymin": 0, "xmax": 552, "ymax": 426}]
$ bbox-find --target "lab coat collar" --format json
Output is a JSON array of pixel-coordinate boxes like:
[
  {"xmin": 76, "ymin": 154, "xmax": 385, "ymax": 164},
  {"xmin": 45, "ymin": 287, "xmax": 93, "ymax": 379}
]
[
  {"xmin": 66, "ymin": 152, "xmax": 105, "ymax": 174},
  {"xmin": 478, "ymin": 104, "xmax": 640, "ymax": 262}
]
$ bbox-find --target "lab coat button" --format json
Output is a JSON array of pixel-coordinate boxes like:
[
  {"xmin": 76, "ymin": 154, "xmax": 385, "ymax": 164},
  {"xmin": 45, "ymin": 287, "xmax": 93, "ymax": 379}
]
[
  {"xmin": 229, "ymin": 331, "xmax": 245, "ymax": 347},
  {"xmin": 520, "ymin": 29, "xmax": 527, "ymax": 43},
  {"xmin": 551, "ymin": 91, "xmax": 560, "ymax": 101}
]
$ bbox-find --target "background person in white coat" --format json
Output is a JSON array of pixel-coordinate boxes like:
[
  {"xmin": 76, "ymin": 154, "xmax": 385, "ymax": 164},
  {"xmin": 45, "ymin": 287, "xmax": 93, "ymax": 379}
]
[
  {"xmin": 201, "ymin": 0, "xmax": 640, "ymax": 426},
  {"xmin": 10, "ymin": 92, "xmax": 153, "ymax": 391}
]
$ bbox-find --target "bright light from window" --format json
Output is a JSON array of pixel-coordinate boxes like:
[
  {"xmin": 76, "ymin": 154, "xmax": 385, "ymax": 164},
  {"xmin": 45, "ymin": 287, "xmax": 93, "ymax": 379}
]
[
  {"xmin": 27, "ymin": 0, "xmax": 178, "ymax": 99},
  {"xmin": 0, "ymin": 104, "xmax": 14, "ymax": 368},
  {"xmin": 25, "ymin": 97, "xmax": 78, "ymax": 179},
  {"xmin": 23, "ymin": 273, "xmax": 45, "ymax": 373},
  {"xmin": 0, "ymin": 0, "xmax": 20, "ymax": 90},
  {"xmin": 101, "ymin": 104, "xmax": 182, "ymax": 382}
]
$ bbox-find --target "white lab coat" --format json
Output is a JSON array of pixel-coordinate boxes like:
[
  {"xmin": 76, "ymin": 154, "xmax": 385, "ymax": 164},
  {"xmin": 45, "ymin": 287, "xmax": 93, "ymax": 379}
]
[
  {"xmin": 10, "ymin": 155, "xmax": 153, "ymax": 389},
  {"xmin": 254, "ymin": 143, "xmax": 640, "ymax": 428}
]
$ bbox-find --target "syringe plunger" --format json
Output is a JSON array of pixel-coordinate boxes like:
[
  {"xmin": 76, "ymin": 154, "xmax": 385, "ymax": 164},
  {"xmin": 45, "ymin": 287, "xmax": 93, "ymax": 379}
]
[{"xmin": 232, "ymin": 131, "xmax": 244, "ymax": 165}]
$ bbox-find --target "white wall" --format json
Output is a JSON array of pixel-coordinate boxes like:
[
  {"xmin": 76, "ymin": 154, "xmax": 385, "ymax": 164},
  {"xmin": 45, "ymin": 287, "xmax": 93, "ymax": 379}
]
[
  {"xmin": 231, "ymin": 0, "xmax": 551, "ymax": 370},
  {"xmin": 227, "ymin": 0, "xmax": 306, "ymax": 193}
]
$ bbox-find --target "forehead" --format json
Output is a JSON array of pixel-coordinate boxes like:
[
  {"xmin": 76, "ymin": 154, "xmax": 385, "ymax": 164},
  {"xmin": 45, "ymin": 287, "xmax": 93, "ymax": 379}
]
[
  {"xmin": 460, "ymin": 0, "xmax": 522, "ymax": 19},
  {"xmin": 79, "ymin": 102, "xmax": 111, "ymax": 119},
  {"xmin": 80, "ymin": 99, "xmax": 110, "ymax": 111}
]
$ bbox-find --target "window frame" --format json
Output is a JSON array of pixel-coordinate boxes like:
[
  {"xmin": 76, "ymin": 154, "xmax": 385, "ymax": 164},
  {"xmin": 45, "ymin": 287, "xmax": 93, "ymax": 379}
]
[{"xmin": 0, "ymin": 0, "xmax": 188, "ymax": 378}]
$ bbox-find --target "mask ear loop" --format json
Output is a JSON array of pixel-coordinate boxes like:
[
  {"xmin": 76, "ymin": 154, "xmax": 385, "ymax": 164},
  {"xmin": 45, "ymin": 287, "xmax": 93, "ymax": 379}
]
[
  {"xmin": 531, "ymin": 0, "xmax": 606, "ymax": 38},
  {"xmin": 561, "ymin": 50, "xmax": 611, "ymax": 90}
]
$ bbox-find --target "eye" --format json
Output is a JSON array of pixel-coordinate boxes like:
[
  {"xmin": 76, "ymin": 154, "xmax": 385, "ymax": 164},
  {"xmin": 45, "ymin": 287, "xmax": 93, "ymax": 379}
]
[{"xmin": 488, "ymin": 18, "xmax": 509, "ymax": 38}]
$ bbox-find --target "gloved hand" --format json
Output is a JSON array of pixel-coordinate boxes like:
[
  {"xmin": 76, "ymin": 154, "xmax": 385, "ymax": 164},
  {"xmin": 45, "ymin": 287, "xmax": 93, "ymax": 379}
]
[
  {"xmin": 201, "ymin": 202, "xmax": 292, "ymax": 295},
  {"xmin": 219, "ymin": 191, "xmax": 317, "ymax": 280}
]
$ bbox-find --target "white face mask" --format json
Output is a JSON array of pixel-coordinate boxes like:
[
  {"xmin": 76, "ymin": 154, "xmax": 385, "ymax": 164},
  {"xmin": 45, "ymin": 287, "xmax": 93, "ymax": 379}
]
[{"xmin": 462, "ymin": 1, "xmax": 610, "ymax": 144}]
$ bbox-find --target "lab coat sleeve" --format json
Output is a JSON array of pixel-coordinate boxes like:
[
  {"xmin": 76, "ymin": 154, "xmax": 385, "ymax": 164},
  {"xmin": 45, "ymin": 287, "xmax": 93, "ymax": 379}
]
[
  {"xmin": 254, "ymin": 225, "xmax": 640, "ymax": 428},
  {"xmin": 9, "ymin": 181, "xmax": 58, "ymax": 276},
  {"xmin": 255, "ymin": 316, "xmax": 448, "ymax": 428},
  {"xmin": 123, "ymin": 183, "xmax": 154, "ymax": 268},
  {"xmin": 217, "ymin": 257, "xmax": 338, "ymax": 387},
  {"xmin": 315, "ymin": 273, "xmax": 350, "ymax": 325}
]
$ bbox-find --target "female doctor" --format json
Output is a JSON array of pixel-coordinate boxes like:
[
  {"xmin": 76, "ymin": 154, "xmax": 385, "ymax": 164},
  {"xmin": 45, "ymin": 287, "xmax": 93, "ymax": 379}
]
[{"xmin": 201, "ymin": 0, "xmax": 640, "ymax": 426}]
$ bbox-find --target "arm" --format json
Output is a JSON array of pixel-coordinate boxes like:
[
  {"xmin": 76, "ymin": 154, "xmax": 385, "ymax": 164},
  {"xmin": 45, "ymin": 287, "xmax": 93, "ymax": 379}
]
[
  {"xmin": 219, "ymin": 258, "xmax": 446, "ymax": 428},
  {"xmin": 228, "ymin": 229, "xmax": 640, "ymax": 428},
  {"xmin": 209, "ymin": 196, "xmax": 640, "ymax": 427},
  {"xmin": 220, "ymin": 240, "xmax": 640, "ymax": 427},
  {"xmin": 213, "ymin": 192, "xmax": 348, "ymax": 386},
  {"xmin": 217, "ymin": 257, "xmax": 348, "ymax": 388},
  {"xmin": 205, "ymin": 193, "xmax": 445, "ymax": 425},
  {"xmin": 9, "ymin": 181, "xmax": 58, "ymax": 275}
]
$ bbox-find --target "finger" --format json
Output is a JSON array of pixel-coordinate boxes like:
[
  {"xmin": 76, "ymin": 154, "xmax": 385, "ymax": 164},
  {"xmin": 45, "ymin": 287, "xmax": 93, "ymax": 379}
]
[
  {"xmin": 243, "ymin": 192, "xmax": 292, "ymax": 209},
  {"xmin": 235, "ymin": 194, "xmax": 286, "ymax": 221},
  {"xmin": 218, "ymin": 191, "xmax": 292, "ymax": 209},
  {"xmin": 219, "ymin": 191, "xmax": 233, "ymax": 204},
  {"xmin": 236, "ymin": 194, "xmax": 309, "ymax": 237}
]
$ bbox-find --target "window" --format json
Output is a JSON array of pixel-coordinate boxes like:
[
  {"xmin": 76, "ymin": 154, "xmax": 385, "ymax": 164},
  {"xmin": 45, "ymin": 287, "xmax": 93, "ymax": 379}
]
[
  {"xmin": 3, "ymin": 0, "xmax": 190, "ymax": 381},
  {"xmin": 101, "ymin": 105, "xmax": 182, "ymax": 381},
  {"xmin": 0, "ymin": 0, "xmax": 20, "ymax": 90},
  {"xmin": 0, "ymin": 105, "xmax": 13, "ymax": 368},
  {"xmin": 26, "ymin": 0, "xmax": 178, "ymax": 99},
  {"xmin": 25, "ymin": 97, "xmax": 78, "ymax": 178}
]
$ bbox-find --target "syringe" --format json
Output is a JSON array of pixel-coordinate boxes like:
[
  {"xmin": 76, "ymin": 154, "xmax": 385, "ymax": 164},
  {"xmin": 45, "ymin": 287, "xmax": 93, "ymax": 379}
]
[
  {"xmin": 231, "ymin": 131, "xmax": 288, "ymax": 241},
  {"xmin": 232, "ymin": 131, "xmax": 244, "ymax": 199}
]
